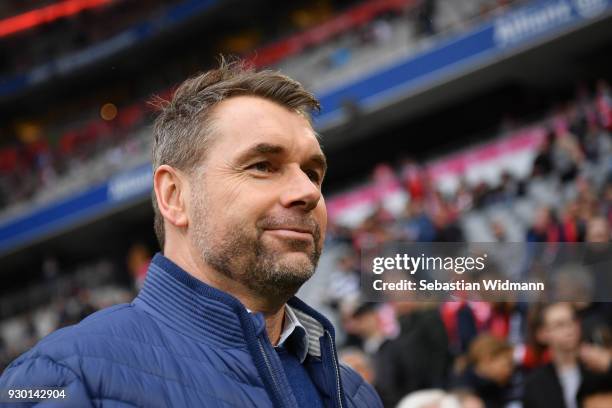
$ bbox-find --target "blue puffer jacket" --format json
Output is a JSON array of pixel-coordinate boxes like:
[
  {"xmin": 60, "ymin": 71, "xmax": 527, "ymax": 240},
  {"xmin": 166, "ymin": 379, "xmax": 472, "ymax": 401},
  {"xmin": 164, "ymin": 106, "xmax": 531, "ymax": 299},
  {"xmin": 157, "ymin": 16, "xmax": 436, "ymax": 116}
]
[{"xmin": 0, "ymin": 254, "xmax": 382, "ymax": 407}]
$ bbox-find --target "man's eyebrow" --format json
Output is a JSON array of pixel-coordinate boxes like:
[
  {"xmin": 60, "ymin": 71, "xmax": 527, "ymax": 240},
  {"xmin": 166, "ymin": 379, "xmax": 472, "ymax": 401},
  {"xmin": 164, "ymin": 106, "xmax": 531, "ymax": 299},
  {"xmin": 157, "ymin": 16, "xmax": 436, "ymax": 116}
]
[
  {"xmin": 236, "ymin": 142, "xmax": 327, "ymax": 172},
  {"xmin": 235, "ymin": 143, "xmax": 286, "ymax": 162}
]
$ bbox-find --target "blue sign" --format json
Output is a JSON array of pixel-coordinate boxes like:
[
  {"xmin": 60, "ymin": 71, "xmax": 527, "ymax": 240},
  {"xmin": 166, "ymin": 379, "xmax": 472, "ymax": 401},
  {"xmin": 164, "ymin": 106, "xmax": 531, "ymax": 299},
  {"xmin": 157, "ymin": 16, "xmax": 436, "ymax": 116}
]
[{"xmin": 0, "ymin": 163, "xmax": 152, "ymax": 255}]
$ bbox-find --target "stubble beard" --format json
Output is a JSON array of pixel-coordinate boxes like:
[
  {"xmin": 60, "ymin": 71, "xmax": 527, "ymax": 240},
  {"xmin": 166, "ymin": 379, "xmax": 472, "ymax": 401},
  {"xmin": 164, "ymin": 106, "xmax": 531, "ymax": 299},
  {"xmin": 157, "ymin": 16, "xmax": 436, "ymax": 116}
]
[{"xmin": 191, "ymin": 189, "xmax": 322, "ymax": 299}]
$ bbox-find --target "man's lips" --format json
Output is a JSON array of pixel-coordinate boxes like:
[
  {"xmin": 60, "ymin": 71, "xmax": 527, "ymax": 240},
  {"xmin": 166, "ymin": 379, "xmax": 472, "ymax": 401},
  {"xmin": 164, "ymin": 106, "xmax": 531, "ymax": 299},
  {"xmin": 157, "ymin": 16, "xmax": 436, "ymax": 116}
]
[{"xmin": 264, "ymin": 227, "xmax": 314, "ymax": 241}]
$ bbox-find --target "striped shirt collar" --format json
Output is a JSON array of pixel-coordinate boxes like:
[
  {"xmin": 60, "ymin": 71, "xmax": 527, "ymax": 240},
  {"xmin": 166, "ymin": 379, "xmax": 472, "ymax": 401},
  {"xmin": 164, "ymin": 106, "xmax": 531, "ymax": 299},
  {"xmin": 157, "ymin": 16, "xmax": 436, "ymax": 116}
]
[{"xmin": 248, "ymin": 304, "xmax": 309, "ymax": 363}]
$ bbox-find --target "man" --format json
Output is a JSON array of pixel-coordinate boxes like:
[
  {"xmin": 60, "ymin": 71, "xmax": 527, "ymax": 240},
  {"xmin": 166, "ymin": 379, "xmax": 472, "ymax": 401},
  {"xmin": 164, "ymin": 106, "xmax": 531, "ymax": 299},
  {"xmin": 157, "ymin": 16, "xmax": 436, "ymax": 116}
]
[
  {"xmin": 0, "ymin": 60, "xmax": 382, "ymax": 407},
  {"xmin": 523, "ymin": 303, "xmax": 612, "ymax": 408},
  {"xmin": 375, "ymin": 302, "xmax": 451, "ymax": 407}
]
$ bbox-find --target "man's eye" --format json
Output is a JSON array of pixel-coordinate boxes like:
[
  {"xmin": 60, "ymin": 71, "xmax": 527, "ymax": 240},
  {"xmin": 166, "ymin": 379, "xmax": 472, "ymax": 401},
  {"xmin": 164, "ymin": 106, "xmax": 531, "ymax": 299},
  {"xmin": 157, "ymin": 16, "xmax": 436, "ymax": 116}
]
[
  {"xmin": 248, "ymin": 161, "xmax": 273, "ymax": 173},
  {"xmin": 305, "ymin": 169, "xmax": 322, "ymax": 183}
]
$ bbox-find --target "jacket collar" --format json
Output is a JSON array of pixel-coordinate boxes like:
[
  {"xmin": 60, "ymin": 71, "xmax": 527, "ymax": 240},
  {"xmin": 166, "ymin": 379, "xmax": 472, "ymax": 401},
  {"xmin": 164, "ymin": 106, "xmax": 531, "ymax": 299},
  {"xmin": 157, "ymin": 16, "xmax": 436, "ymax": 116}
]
[{"xmin": 134, "ymin": 253, "xmax": 336, "ymax": 357}]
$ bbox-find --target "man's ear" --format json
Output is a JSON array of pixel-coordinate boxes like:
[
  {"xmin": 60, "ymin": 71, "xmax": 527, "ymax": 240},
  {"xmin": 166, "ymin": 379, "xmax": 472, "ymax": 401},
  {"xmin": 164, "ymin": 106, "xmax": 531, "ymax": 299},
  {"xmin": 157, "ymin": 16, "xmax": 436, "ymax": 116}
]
[{"xmin": 153, "ymin": 165, "xmax": 189, "ymax": 228}]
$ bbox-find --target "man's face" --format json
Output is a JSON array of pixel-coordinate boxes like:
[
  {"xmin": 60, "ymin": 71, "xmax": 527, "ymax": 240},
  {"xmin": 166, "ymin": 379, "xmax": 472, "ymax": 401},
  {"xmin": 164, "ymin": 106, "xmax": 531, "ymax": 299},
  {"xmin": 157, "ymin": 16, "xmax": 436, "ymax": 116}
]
[{"xmin": 188, "ymin": 96, "xmax": 327, "ymax": 297}]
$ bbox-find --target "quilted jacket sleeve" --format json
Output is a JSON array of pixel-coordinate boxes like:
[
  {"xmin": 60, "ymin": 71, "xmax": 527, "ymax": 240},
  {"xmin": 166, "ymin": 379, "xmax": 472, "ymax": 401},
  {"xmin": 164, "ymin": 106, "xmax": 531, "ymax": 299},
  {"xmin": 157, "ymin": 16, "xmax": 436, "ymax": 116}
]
[{"xmin": 0, "ymin": 354, "xmax": 94, "ymax": 408}]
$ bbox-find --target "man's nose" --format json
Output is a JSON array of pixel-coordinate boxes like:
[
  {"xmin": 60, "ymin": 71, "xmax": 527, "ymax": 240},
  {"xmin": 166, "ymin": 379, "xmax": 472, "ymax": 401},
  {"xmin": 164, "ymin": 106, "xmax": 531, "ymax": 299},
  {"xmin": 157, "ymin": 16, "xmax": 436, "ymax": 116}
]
[{"xmin": 279, "ymin": 166, "xmax": 322, "ymax": 211}]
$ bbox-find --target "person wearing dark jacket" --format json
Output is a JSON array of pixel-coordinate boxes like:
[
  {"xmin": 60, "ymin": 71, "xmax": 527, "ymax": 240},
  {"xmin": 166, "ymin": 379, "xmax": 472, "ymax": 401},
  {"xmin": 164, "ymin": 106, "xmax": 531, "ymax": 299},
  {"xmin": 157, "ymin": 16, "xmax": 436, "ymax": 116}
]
[
  {"xmin": 452, "ymin": 334, "xmax": 521, "ymax": 408},
  {"xmin": 375, "ymin": 303, "xmax": 451, "ymax": 407},
  {"xmin": 0, "ymin": 60, "xmax": 382, "ymax": 407},
  {"xmin": 523, "ymin": 303, "xmax": 612, "ymax": 408}
]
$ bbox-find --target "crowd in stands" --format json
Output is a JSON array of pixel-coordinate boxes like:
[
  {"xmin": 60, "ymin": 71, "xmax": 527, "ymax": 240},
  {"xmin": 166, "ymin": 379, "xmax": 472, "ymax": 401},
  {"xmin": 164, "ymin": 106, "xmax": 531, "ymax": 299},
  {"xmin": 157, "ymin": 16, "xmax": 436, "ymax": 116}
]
[
  {"xmin": 313, "ymin": 80, "xmax": 612, "ymax": 407},
  {"xmin": 0, "ymin": 0, "xmax": 524, "ymax": 218},
  {"xmin": 0, "ymin": 0, "xmax": 194, "ymax": 77},
  {"xmin": 0, "ymin": 243, "xmax": 149, "ymax": 372}
]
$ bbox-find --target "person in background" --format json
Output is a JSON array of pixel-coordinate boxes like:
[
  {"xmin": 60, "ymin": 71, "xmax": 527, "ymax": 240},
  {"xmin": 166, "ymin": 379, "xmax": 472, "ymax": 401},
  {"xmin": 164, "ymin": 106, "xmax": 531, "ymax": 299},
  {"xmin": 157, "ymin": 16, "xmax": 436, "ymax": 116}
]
[
  {"xmin": 523, "ymin": 303, "xmax": 612, "ymax": 408},
  {"xmin": 325, "ymin": 249, "xmax": 360, "ymax": 310},
  {"xmin": 452, "ymin": 334, "xmax": 519, "ymax": 408},
  {"xmin": 532, "ymin": 130, "xmax": 555, "ymax": 177},
  {"xmin": 340, "ymin": 299, "xmax": 396, "ymax": 356},
  {"xmin": 338, "ymin": 347, "xmax": 375, "ymax": 385},
  {"xmin": 126, "ymin": 242, "xmax": 152, "ymax": 290},
  {"xmin": 415, "ymin": 0, "xmax": 436, "ymax": 36},
  {"xmin": 586, "ymin": 217, "xmax": 610, "ymax": 243},
  {"xmin": 526, "ymin": 206, "xmax": 562, "ymax": 242},
  {"xmin": 584, "ymin": 217, "xmax": 612, "ymax": 302},
  {"xmin": 376, "ymin": 302, "xmax": 452, "ymax": 407}
]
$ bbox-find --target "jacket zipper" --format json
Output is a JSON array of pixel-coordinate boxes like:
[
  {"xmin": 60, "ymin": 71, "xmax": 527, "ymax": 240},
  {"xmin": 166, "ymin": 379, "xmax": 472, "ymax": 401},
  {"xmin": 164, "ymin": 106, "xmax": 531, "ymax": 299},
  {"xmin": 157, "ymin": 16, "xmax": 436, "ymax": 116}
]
[
  {"xmin": 326, "ymin": 331, "xmax": 344, "ymax": 408},
  {"xmin": 258, "ymin": 338, "xmax": 287, "ymax": 407}
]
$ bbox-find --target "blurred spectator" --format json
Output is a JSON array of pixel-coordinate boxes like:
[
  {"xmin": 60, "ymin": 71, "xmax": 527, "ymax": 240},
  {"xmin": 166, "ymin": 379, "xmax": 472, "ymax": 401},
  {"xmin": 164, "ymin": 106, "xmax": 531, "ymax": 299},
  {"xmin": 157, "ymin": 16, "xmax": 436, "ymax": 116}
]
[
  {"xmin": 371, "ymin": 18, "xmax": 393, "ymax": 43},
  {"xmin": 527, "ymin": 206, "xmax": 562, "ymax": 242},
  {"xmin": 595, "ymin": 80, "xmax": 612, "ymax": 131},
  {"xmin": 433, "ymin": 206, "xmax": 464, "ymax": 242},
  {"xmin": 339, "ymin": 347, "xmax": 376, "ymax": 385},
  {"xmin": 491, "ymin": 171, "xmax": 524, "ymax": 205},
  {"xmin": 398, "ymin": 199, "xmax": 436, "ymax": 242},
  {"xmin": 325, "ymin": 249, "xmax": 361, "ymax": 309},
  {"xmin": 487, "ymin": 302, "xmax": 527, "ymax": 345},
  {"xmin": 582, "ymin": 121, "xmax": 611, "ymax": 164},
  {"xmin": 353, "ymin": 206, "xmax": 396, "ymax": 250},
  {"xmin": 555, "ymin": 130, "xmax": 584, "ymax": 184},
  {"xmin": 583, "ymin": 217, "xmax": 612, "ymax": 301},
  {"xmin": 560, "ymin": 200, "xmax": 586, "ymax": 243},
  {"xmin": 586, "ymin": 217, "xmax": 610, "ymax": 243},
  {"xmin": 341, "ymin": 299, "xmax": 396, "ymax": 355},
  {"xmin": 523, "ymin": 303, "xmax": 612, "ymax": 408},
  {"xmin": 442, "ymin": 301, "xmax": 490, "ymax": 355},
  {"xmin": 416, "ymin": 0, "xmax": 437, "ymax": 36},
  {"xmin": 453, "ymin": 178, "xmax": 474, "ymax": 213},
  {"xmin": 126, "ymin": 243, "xmax": 152, "ymax": 290},
  {"xmin": 375, "ymin": 302, "xmax": 451, "ymax": 407},
  {"xmin": 532, "ymin": 131, "xmax": 555, "ymax": 177},
  {"xmin": 452, "ymin": 334, "xmax": 520, "ymax": 408},
  {"xmin": 399, "ymin": 159, "xmax": 427, "ymax": 203}
]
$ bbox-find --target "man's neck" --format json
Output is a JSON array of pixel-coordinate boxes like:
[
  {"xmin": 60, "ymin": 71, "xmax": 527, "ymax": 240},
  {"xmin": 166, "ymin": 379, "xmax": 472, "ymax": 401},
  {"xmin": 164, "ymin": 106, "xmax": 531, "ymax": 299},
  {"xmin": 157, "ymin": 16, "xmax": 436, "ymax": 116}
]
[
  {"xmin": 260, "ymin": 305, "xmax": 286, "ymax": 346},
  {"xmin": 163, "ymin": 248, "xmax": 289, "ymax": 346}
]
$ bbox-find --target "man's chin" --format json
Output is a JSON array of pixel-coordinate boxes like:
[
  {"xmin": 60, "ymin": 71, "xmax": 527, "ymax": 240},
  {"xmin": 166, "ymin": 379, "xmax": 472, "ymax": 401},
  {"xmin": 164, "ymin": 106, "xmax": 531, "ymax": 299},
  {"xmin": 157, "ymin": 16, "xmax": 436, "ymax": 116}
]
[{"xmin": 273, "ymin": 252, "xmax": 317, "ymax": 275}]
